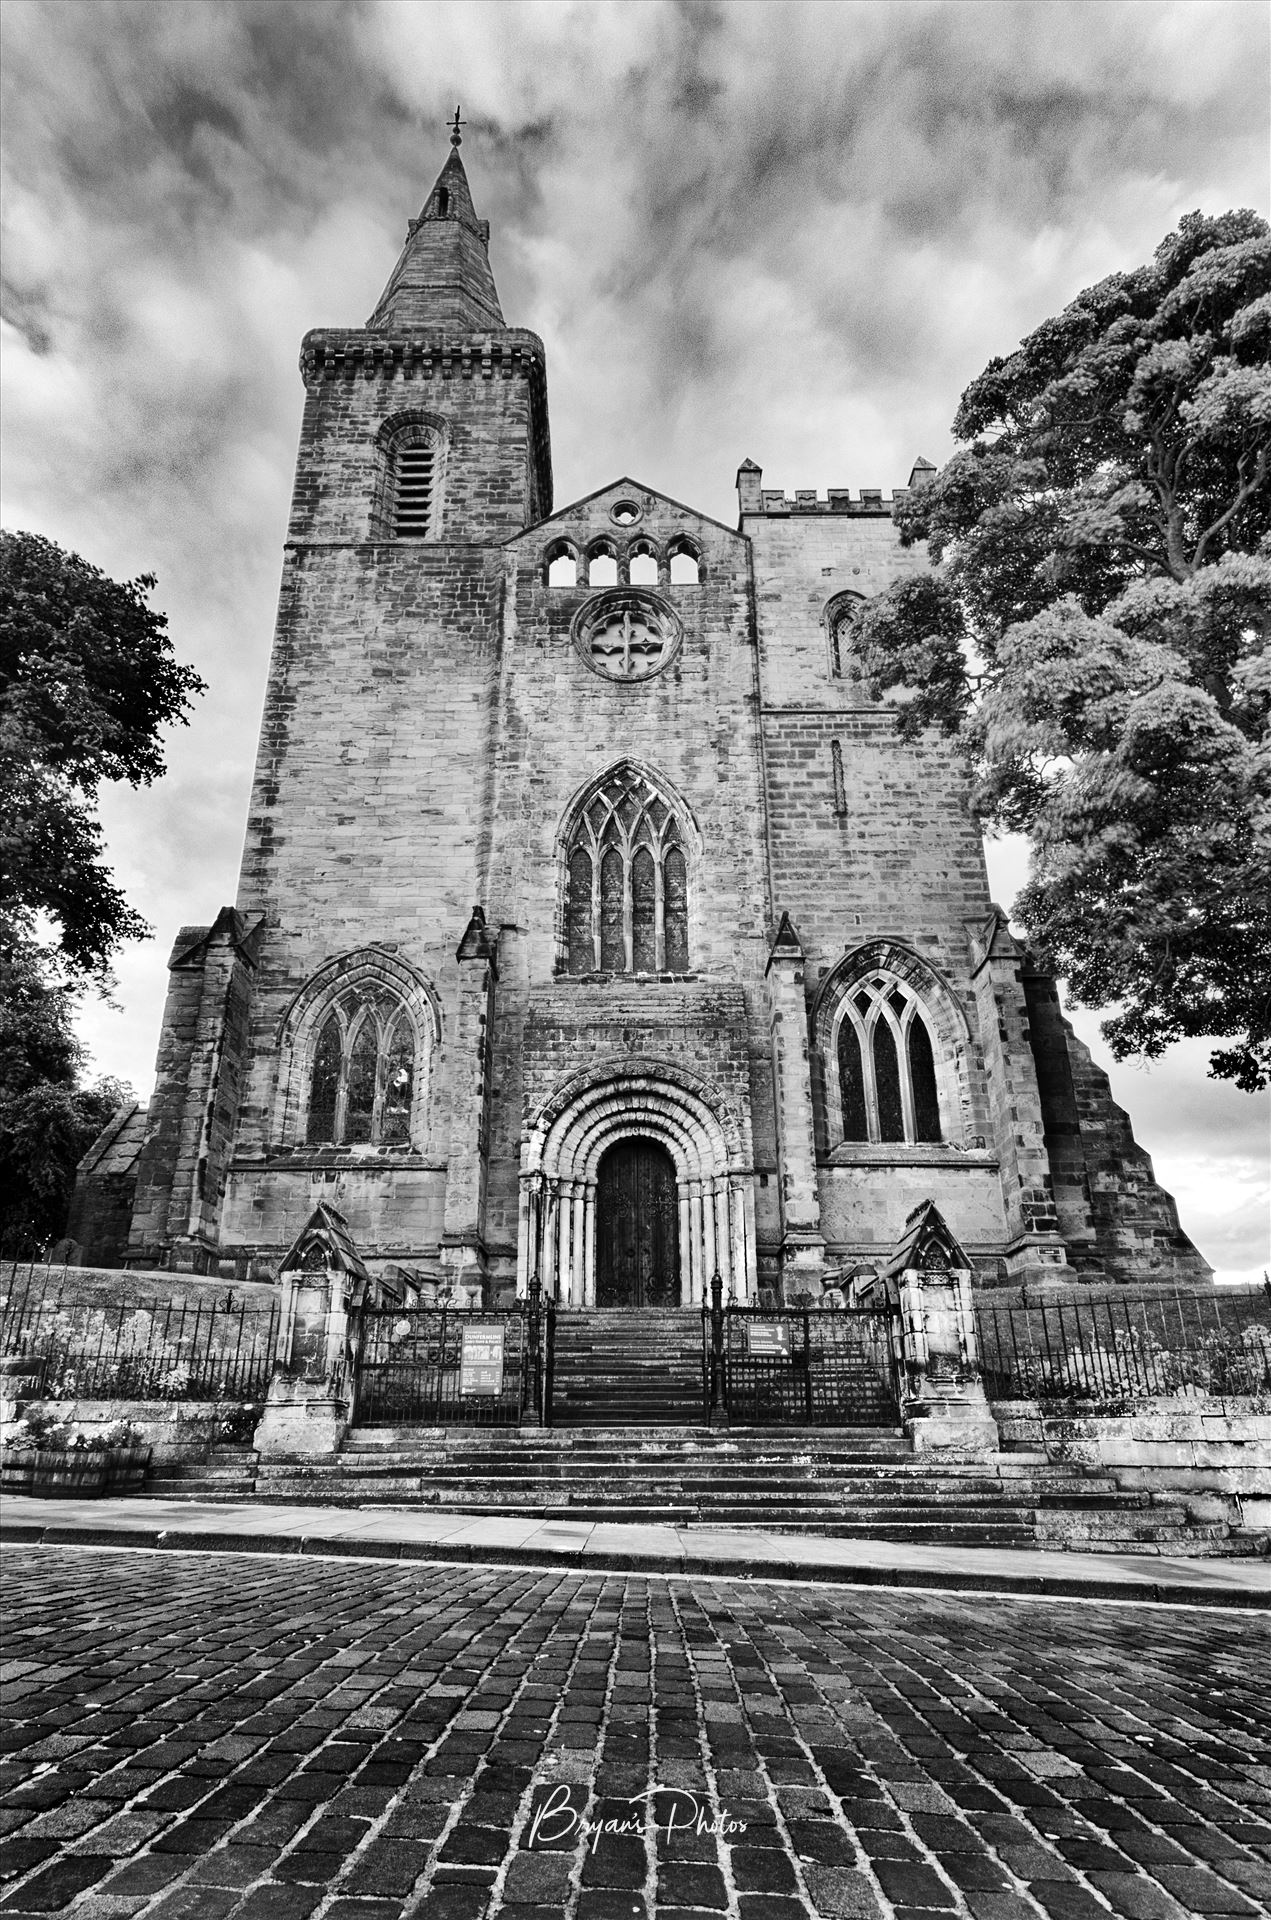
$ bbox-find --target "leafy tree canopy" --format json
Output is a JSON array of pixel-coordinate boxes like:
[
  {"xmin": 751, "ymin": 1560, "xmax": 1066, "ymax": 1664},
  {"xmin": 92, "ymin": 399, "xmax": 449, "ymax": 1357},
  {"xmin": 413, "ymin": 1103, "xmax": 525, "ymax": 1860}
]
[
  {"xmin": 0, "ymin": 529, "xmax": 205, "ymax": 980},
  {"xmin": 845, "ymin": 210, "xmax": 1271, "ymax": 1090}
]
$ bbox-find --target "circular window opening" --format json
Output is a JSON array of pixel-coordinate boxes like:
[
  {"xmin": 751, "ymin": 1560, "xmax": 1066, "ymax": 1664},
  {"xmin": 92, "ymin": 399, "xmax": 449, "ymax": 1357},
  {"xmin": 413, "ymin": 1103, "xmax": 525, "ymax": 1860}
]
[
  {"xmin": 572, "ymin": 589, "xmax": 682, "ymax": 684},
  {"xmin": 610, "ymin": 500, "xmax": 641, "ymax": 527}
]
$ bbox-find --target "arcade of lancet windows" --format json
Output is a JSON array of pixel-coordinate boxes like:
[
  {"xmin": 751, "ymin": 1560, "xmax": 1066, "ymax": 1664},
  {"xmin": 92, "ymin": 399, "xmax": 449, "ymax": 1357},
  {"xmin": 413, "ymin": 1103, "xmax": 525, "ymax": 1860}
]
[
  {"xmin": 543, "ymin": 536, "xmax": 702, "ymax": 589},
  {"xmin": 563, "ymin": 766, "xmax": 690, "ymax": 975}
]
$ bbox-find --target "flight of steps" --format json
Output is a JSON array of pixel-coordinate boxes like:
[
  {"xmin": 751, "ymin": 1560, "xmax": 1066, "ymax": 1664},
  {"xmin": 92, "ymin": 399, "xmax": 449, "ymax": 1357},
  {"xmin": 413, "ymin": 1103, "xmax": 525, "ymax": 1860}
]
[
  {"xmin": 145, "ymin": 1428, "xmax": 1263, "ymax": 1555},
  {"xmin": 550, "ymin": 1309, "xmax": 706, "ymax": 1426}
]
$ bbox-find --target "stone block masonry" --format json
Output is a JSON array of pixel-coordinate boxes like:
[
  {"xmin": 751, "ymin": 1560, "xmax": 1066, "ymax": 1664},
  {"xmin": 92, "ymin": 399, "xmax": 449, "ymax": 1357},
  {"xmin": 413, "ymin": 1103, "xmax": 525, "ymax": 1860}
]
[{"xmin": 71, "ymin": 137, "xmax": 1211, "ymax": 1303}]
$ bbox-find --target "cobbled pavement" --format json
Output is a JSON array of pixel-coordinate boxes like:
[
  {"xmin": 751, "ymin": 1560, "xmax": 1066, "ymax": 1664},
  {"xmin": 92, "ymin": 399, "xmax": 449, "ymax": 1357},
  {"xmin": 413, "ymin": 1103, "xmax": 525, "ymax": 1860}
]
[{"xmin": 1, "ymin": 1546, "xmax": 1269, "ymax": 1920}]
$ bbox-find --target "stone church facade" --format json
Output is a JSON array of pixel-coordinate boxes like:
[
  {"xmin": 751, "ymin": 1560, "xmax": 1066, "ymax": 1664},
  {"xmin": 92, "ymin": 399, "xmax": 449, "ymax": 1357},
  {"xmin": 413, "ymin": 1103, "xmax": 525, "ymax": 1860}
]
[{"xmin": 71, "ymin": 136, "xmax": 1208, "ymax": 1303}]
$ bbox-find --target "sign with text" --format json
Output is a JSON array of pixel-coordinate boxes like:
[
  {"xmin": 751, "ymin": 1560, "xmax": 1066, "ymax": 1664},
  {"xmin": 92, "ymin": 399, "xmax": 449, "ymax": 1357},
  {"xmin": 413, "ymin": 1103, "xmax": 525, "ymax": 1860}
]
[
  {"xmin": 460, "ymin": 1324, "xmax": 505, "ymax": 1396},
  {"xmin": 746, "ymin": 1321, "xmax": 791, "ymax": 1357}
]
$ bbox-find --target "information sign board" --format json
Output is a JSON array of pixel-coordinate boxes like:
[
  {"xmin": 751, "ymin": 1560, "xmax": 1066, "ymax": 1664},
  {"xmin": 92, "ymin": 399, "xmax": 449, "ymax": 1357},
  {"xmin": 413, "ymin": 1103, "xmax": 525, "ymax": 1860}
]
[
  {"xmin": 746, "ymin": 1321, "xmax": 791, "ymax": 1357},
  {"xmin": 460, "ymin": 1324, "xmax": 505, "ymax": 1396}
]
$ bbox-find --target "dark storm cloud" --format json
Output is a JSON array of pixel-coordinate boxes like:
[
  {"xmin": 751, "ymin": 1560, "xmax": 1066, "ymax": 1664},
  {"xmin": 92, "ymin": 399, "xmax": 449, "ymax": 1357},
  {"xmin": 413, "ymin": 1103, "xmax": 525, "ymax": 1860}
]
[{"xmin": 1, "ymin": 0, "xmax": 1267, "ymax": 1270}]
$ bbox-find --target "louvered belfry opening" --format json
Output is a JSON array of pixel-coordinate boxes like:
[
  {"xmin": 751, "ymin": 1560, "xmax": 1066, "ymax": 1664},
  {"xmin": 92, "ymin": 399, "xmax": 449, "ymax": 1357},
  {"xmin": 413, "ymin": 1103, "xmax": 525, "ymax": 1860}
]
[
  {"xmin": 564, "ymin": 766, "xmax": 689, "ymax": 974},
  {"xmin": 392, "ymin": 431, "xmax": 438, "ymax": 538}
]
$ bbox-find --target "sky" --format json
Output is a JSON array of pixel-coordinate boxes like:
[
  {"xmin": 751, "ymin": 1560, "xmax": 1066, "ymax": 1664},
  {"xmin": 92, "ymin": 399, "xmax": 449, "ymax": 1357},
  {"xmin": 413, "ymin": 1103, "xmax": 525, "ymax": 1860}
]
[{"xmin": 2, "ymin": 0, "xmax": 1268, "ymax": 1282}]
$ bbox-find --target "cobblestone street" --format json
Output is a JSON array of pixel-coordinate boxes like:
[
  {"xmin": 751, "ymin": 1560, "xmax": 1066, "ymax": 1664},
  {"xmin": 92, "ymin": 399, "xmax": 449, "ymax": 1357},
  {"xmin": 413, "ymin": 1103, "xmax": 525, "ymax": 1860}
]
[{"xmin": 1, "ymin": 1545, "xmax": 1268, "ymax": 1920}]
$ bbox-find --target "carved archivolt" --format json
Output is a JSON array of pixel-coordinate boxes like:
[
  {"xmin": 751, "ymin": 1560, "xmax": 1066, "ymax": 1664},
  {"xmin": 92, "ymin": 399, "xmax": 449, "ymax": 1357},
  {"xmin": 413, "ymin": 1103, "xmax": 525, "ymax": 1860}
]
[{"xmin": 519, "ymin": 1061, "xmax": 755, "ymax": 1306}]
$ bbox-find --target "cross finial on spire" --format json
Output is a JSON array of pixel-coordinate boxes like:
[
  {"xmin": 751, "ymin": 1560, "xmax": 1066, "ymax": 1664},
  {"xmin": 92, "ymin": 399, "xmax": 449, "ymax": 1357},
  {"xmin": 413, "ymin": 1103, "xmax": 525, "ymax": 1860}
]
[{"xmin": 449, "ymin": 103, "xmax": 465, "ymax": 149}]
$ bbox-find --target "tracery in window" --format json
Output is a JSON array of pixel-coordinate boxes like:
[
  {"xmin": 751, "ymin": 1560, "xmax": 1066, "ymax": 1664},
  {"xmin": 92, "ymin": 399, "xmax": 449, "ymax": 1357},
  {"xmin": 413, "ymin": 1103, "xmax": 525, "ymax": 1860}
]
[
  {"xmin": 305, "ymin": 994, "xmax": 419, "ymax": 1147},
  {"xmin": 836, "ymin": 972, "xmax": 942, "ymax": 1145},
  {"xmin": 562, "ymin": 765, "xmax": 690, "ymax": 974}
]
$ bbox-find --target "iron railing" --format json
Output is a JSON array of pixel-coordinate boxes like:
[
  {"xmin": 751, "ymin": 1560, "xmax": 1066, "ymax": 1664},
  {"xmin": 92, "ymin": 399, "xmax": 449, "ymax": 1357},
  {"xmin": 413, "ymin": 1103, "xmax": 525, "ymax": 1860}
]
[
  {"xmin": 355, "ymin": 1304, "xmax": 536, "ymax": 1427},
  {"xmin": 0, "ymin": 1276, "xmax": 279, "ymax": 1403},
  {"xmin": 976, "ymin": 1285, "xmax": 1271, "ymax": 1402},
  {"xmin": 706, "ymin": 1297, "xmax": 900, "ymax": 1427}
]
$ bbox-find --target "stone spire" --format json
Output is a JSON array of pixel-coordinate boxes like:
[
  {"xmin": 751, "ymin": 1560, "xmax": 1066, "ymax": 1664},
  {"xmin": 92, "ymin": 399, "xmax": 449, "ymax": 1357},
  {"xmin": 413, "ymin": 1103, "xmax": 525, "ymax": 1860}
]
[{"xmin": 367, "ymin": 112, "xmax": 506, "ymax": 333}]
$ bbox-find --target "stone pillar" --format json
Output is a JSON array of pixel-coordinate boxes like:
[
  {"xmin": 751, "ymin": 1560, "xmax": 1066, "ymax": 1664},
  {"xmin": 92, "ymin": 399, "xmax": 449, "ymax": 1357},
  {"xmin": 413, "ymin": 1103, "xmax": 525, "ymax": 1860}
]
[
  {"xmin": 765, "ymin": 914, "xmax": 825, "ymax": 1301},
  {"xmin": 883, "ymin": 1202, "xmax": 999, "ymax": 1455},
  {"xmin": 127, "ymin": 908, "xmax": 263, "ymax": 1274},
  {"xmin": 255, "ymin": 1205, "xmax": 370, "ymax": 1458},
  {"xmin": 969, "ymin": 909, "xmax": 1070, "ymax": 1286},
  {"xmin": 440, "ymin": 907, "xmax": 498, "ymax": 1301}
]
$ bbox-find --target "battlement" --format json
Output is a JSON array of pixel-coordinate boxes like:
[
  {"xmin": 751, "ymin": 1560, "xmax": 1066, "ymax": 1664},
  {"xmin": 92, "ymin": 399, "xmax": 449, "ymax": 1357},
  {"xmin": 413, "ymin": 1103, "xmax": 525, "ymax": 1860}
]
[{"xmin": 735, "ymin": 457, "xmax": 935, "ymax": 520}]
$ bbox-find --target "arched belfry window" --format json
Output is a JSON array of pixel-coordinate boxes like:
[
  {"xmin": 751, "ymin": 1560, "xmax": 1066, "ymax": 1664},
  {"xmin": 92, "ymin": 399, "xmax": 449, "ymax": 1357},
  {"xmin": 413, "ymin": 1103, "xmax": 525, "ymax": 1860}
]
[
  {"xmin": 562, "ymin": 765, "xmax": 690, "ymax": 975},
  {"xmin": 836, "ymin": 972, "xmax": 942, "ymax": 1145},
  {"xmin": 374, "ymin": 415, "xmax": 447, "ymax": 541},
  {"xmin": 278, "ymin": 952, "xmax": 438, "ymax": 1150},
  {"xmin": 824, "ymin": 590, "xmax": 864, "ymax": 678}
]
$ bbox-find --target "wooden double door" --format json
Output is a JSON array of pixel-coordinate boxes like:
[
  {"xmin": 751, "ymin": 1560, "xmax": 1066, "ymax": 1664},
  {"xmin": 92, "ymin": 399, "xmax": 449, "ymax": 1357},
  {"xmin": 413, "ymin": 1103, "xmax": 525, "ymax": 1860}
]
[{"xmin": 595, "ymin": 1138, "xmax": 681, "ymax": 1309}]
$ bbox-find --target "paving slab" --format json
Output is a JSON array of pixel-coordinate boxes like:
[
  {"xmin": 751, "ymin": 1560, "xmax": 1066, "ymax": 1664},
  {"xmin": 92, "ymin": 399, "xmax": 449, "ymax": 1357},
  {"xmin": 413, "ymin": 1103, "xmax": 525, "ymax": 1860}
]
[{"xmin": 3, "ymin": 1494, "xmax": 1269, "ymax": 1606}]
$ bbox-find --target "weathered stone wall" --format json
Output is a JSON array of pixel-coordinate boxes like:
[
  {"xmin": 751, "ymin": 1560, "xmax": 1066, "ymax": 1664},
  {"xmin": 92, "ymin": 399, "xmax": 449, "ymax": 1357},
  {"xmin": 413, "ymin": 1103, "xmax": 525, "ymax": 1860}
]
[
  {"xmin": 63, "ymin": 1106, "xmax": 148, "ymax": 1270},
  {"xmin": 743, "ymin": 492, "xmax": 1038, "ymax": 1272},
  {"xmin": 1023, "ymin": 970, "xmax": 1211, "ymax": 1285},
  {"xmin": 86, "ymin": 170, "xmax": 1214, "ymax": 1304}
]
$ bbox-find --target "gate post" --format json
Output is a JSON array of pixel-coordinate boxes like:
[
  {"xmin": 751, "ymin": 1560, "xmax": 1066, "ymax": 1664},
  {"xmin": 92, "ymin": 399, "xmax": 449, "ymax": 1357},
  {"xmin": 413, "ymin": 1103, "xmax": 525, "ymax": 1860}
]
[
  {"xmin": 708, "ymin": 1270, "xmax": 726, "ymax": 1427},
  {"xmin": 522, "ymin": 1269, "xmax": 543, "ymax": 1427},
  {"xmin": 255, "ymin": 1204, "xmax": 370, "ymax": 1458},
  {"xmin": 883, "ymin": 1202, "xmax": 998, "ymax": 1455}
]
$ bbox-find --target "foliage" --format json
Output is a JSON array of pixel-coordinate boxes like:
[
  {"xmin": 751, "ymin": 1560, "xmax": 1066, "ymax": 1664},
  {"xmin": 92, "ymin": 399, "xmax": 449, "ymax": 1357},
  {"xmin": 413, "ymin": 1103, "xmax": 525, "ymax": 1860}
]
[
  {"xmin": 0, "ymin": 936, "xmax": 133, "ymax": 1256},
  {"xmin": 845, "ymin": 211, "xmax": 1271, "ymax": 1087},
  {"xmin": 0, "ymin": 528, "xmax": 204, "ymax": 980}
]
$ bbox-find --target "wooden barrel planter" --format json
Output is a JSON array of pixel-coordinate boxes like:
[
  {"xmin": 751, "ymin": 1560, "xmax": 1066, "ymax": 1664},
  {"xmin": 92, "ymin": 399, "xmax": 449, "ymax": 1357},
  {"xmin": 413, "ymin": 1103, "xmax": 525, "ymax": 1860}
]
[
  {"xmin": 0, "ymin": 1447, "xmax": 40, "ymax": 1495},
  {"xmin": 105, "ymin": 1444, "xmax": 153, "ymax": 1493},
  {"xmin": 30, "ymin": 1451, "xmax": 109, "ymax": 1497}
]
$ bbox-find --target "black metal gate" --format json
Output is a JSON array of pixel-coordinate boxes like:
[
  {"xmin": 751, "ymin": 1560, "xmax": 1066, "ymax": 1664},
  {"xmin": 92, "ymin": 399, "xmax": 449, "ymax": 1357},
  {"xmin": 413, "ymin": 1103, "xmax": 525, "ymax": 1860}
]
[
  {"xmin": 355, "ymin": 1306, "xmax": 530, "ymax": 1427},
  {"xmin": 709, "ymin": 1305, "xmax": 899, "ymax": 1427}
]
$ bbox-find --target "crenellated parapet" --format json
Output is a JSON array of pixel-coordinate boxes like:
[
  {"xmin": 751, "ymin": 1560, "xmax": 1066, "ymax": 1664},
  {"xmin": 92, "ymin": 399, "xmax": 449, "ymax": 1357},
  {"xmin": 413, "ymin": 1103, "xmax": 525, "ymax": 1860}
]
[{"xmin": 736, "ymin": 456, "xmax": 936, "ymax": 521}]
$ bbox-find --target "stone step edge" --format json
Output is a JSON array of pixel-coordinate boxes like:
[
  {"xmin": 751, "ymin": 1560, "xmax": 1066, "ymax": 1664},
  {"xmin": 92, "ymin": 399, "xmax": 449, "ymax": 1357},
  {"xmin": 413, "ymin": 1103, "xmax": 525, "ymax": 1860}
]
[{"xmin": 6, "ymin": 1516, "xmax": 1264, "ymax": 1604}]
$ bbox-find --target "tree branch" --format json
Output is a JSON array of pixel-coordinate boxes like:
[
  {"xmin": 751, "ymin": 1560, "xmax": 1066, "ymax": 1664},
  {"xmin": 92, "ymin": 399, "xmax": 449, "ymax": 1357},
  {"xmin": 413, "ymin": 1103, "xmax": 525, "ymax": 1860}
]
[{"xmin": 1193, "ymin": 442, "xmax": 1270, "ymax": 570}]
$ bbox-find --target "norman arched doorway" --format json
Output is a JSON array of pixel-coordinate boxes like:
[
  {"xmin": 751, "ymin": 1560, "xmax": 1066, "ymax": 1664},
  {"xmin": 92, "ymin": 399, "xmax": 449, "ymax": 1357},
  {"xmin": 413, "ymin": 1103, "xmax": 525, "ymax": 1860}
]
[
  {"xmin": 596, "ymin": 1137, "xmax": 680, "ymax": 1307},
  {"xmin": 518, "ymin": 1061, "xmax": 758, "ymax": 1306}
]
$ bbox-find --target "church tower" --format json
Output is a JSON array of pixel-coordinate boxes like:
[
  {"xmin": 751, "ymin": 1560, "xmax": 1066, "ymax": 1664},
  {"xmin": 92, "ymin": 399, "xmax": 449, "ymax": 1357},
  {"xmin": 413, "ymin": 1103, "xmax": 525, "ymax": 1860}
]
[{"xmin": 85, "ymin": 128, "xmax": 1208, "ymax": 1306}]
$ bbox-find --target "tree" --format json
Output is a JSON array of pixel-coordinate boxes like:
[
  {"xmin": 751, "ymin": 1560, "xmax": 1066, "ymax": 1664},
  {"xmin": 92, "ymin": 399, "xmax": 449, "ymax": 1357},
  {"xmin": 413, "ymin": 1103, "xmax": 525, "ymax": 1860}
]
[
  {"xmin": 845, "ymin": 210, "xmax": 1271, "ymax": 1090},
  {"xmin": 0, "ymin": 531, "xmax": 200, "ymax": 1249},
  {"xmin": 0, "ymin": 529, "xmax": 205, "ymax": 980},
  {"xmin": 0, "ymin": 938, "xmax": 133, "ymax": 1256}
]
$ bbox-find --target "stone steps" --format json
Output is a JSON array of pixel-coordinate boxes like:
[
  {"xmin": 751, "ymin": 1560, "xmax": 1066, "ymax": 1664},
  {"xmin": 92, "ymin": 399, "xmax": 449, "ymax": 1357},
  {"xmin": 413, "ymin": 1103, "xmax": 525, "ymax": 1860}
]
[{"xmin": 145, "ymin": 1423, "xmax": 1259, "ymax": 1553}]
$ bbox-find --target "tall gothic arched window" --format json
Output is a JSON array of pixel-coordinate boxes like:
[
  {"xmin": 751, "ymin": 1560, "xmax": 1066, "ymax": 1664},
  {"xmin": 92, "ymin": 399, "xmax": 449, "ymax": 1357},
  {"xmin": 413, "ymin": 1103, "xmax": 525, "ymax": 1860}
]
[
  {"xmin": 836, "ymin": 971, "xmax": 942, "ymax": 1145},
  {"xmin": 305, "ymin": 991, "xmax": 417, "ymax": 1146},
  {"xmin": 564, "ymin": 766, "xmax": 690, "ymax": 974}
]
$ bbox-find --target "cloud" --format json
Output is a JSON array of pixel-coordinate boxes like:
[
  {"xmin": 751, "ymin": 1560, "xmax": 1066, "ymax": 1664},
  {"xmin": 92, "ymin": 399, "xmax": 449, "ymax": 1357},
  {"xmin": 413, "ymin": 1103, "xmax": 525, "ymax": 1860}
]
[{"xmin": 1, "ymin": 0, "xmax": 1267, "ymax": 1276}]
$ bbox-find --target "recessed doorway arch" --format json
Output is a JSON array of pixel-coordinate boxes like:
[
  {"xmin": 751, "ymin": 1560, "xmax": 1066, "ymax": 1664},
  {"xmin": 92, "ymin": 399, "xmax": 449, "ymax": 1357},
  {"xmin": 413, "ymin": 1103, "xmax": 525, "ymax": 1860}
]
[{"xmin": 518, "ymin": 1061, "xmax": 756, "ymax": 1306}]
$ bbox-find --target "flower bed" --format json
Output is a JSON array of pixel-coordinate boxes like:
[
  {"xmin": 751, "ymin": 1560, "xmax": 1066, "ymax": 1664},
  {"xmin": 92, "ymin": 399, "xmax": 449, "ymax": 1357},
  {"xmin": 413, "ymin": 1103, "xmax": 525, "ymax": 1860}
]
[{"xmin": 0, "ymin": 1411, "xmax": 152, "ymax": 1498}]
